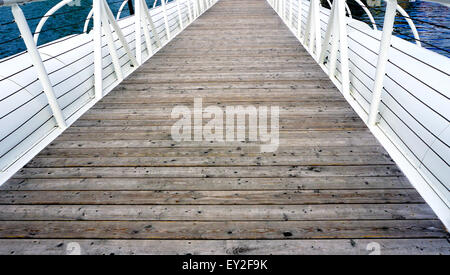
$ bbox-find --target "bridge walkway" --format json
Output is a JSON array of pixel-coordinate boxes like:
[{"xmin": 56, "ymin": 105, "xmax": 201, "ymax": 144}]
[{"xmin": 0, "ymin": 0, "xmax": 447, "ymax": 254}]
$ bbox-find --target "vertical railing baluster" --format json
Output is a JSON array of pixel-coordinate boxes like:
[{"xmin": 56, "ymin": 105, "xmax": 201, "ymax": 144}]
[
  {"xmin": 140, "ymin": 0, "xmax": 154, "ymax": 55},
  {"xmin": 297, "ymin": 0, "xmax": 302, "ymax": 38},
  {"xmin": 312, "ymin": 0, "xmax": 321, "ymax": 58},
  {"xmin": 186, "ymin": 0, "xmax": 193, "ymax": 23},
  {"xmin": 93, "ymin": 0, "xmax": 103, "ymax": 100},
  {"xmin": 11, "ymin": 4, "xmax": 67, "ymax": 129},
  {"xmin": 289, "ymin": 0, "xmax": 293, "ymax": 27},
  {"xmin": 177, "ymin": 0, "xmax": 184, "ymax": 30},
  {"xmin": 101, "ymin": 2, "xmax": 124, "ymax": 81},
  {"xmin": 135, "ymin": 0, "xmax": 143, "ymax": 64},
  {"xmin": 161, "ymin": 0, "xmax": 171, "ymax": 40},
  {"xmin": 368, "ymin": 0, "xmax": 398, "ymax": 126},
  {"xmin": 337, "ymin": 0, "xmax": 350, "ymax": 95}
]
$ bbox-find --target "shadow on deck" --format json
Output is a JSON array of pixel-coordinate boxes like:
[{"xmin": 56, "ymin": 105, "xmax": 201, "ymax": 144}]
[{"xmin": 0, "ymin": 0, "xmax": 448, "ymax": 254}]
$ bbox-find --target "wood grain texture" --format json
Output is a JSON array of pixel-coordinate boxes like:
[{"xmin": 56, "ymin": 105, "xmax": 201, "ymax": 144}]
[{"xmin": 0, "ymin": 0, "xmax": 447, "ymax": 254}]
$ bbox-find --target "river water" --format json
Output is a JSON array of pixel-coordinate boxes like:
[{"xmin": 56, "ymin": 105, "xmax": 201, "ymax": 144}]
[{"xmin": 0, "ymin": 0, "xmax": 449, "ymax": 59}]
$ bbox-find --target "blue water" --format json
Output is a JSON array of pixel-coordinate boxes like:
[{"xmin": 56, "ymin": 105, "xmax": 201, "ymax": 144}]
[
  {"xmin": 0, "ymin": 0, "xmax": 449, "ymax": 59},
  {"xmin": 0, "ymin": 0, "xmax": 160, "ymax": 58},
  {"xmin": 354, "ymin": 0, "xmax": 450, "ymax": 57}
]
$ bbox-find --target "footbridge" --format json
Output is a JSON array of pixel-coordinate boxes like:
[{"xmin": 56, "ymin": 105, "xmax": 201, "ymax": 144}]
[{"xmin": 0, "ymin": 0, "xmax": 448, "ymax": 254}]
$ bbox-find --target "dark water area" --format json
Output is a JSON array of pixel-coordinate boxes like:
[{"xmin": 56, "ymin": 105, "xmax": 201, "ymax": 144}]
[
  {"xmin": 344, "ymin": 0, "xmax": 450, "ymax": 57},
  {"xmin": 0, "ymin": 0, "xmax": 160, "ymax": 59},
  {"xmin": 0, "ymin": 0, "xmax": 449, "ymax": 59}
]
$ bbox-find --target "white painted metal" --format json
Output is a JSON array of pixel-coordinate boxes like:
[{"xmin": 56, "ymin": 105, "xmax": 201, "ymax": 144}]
[
  {"xmin": 297, "ymin": 0, "xmax": 302, "ymax": 37},
  {"xmin": 135, "ymin": 0, "xmax": 143, "ymax": 64},
  {"xmin": 326, "ymin": 0, "xmax": 352, "ymax": 19},
  {"xmin": 177, "ymin": 0, "xmax": 184, "ymax": 29},
  {"xmin": 116, "ymin": 0, "xmax": 129, "ymax": 20},
  {"xmin": 368, "ymin": 0, "xmax": 397, "ymax": 126},
  {"xmin": 186, "ymin": 0, "xmax": 193, "ymax": 22},
  {"xmin": 102, "ymin": 0, "xmax": 138, "ymax": 67},
  {"xmin": 353, "ymin": 0, "xmax": 377, "ymax": 30},
  {"xmin": 93, "ymin": 0, "xmax": 102, "ymax": 99},
  {"xmin": 289, "ymin": 0, "xmax": 293, "ymax": 26},
  {"xmin": 161, "ymin": 0, "xmax": 171, "ymax": 40},
  {"xmin": 396, "ymin": 4, "xmax": 421, "ymax": 47},
  {"xmin": 11, "ymin": 4, "xmax": 67, "ymax": 129},
  {"xmin": 142, "ymin": 0, "xmax": 162, "ymax": 48},
  {"xmin": 0, "ymin": 0, "xmax": 218, "ymax": 178},
  {"xmin": 101, "ymin": 0, "xmax": 124, "ymax": 81},
  {"xmin": 138, "ymin": 0, "xmax": 154, "ymax": 56},
  {"xmin": 83, "ymin": 8, "xmax": 94, "ymax": 33},
  {"xmin": 337, "ymin": 0, "xmax": 350, "ymax": 95},
  {"xmin": 0, "ymin": 0, "xmax": 449, "ymax": 229},
  {"xmin": 34, "ymin": 0, "xmax": 74, "ymax": 44},
  {"xmin": 267, "ymin": 0, "xmax": 450, "ymax": 229},
  {"xmin": 312, "ymin": 0, "xmax": 321, "ymax": 58}
]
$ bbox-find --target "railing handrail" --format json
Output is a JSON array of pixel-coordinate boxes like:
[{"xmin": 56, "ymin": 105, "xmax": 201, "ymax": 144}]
[
  {"xmin": 268, "ymin": 0, "xmax": 450, "ymax": 229},
  {"xmin": 0, "ymin": 0, "xmax": 217, "ymax": 185}
]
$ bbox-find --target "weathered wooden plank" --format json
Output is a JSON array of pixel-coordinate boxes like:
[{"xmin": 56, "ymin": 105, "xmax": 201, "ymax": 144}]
[
  {"xmin": 0, "ymin": 220, "xmax": 445, "ymax": 239},
  {"xmin": 45, "ymin": 139, "xmax": 381, "ymax": 149},
  {"xmin": 0, "ymin": 0, "xmax": 446, "ymax": 255},
  {"xmin": 118, "ymin": 80, "xmax": 336, "ymax": 90},
  {"xmin": 93, "ymin": 92, "xmax": 345, "ymax": 102},
  {"xmin": 0, "ymin": 190, "xmax": 423, "ymax": 205},
  {"xmin": 1, "ymin": 239, "xmax": 448, "ymax": 255},
  {"xmin": 0, "ymin": 204, "xmax": 435, "ymax": 221},
  {"xmin": 13, "ymin": 165, "xmax": 403, "ymax": 178},
  {"xmin": 71, "ymin": 118, "xmax": 362, "ymax": 129},
  {"xmin": 50, "ymin": 131, "xmax": 376, "ymax": 141},
  {"xmin": 25, "ymin": 155, "xmax": 394, "ymax": 168},
  {"xmin": 3, "ymin": 176, "xmax": 410, "ymax": 191},
  {"xmin": 84, "ymin": 103, "xmax": 355, "ymax": 115}
]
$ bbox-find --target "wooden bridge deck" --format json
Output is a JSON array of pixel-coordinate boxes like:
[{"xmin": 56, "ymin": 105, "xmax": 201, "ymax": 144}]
[{"xmin": 0, "ymin": 0, "xmax": 448, "ymax": 254}]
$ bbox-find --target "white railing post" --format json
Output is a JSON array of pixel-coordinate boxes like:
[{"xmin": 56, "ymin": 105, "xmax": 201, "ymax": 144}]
[
  {"xmin": 297, "ymin": 0, "xmax": 302, "ymax": 38},
  {"xmin": 177, "ymin": 0, "xmax": 184, "ymax": 30},
  {"xmin": 368, "ymin": 0, "xmax": 397, "ymax": 126},
  {"xmin": 289, "ymin": 0, "xmax": 293, "ymax": 27},
  {"xmin": 102, "ymin": 0, "xmax": 138, "ymax": 67},
  {"xmin": 142, "ymin": 1, "xmax": 162, "ymax": 48},
  {"xmin": 304, "ymin": 0, "xmax": 312, "ymax": 45},
  {"xmin": 319, "ymin": 0, "xmax": 336, "ymax": 64},
  {"xmin": 93, "ymin": 0, "xmax": 103, "ymax": 100},
  {"xmin": 11, "ymin": 4, "xmax": 67, "ymax": 129},
  {"xmin": 135, "ymin": 0, "xmax": 142, "ymax": 64},
  {"xmin": 186, "ymin": 0, "xmax": 193, "ymax": 23},
  {"xmin": 312, "ymin": 0, "xmax": 321, "ymax": 58},
  {"xmin": 337, "ymin": 0, "xmax": 350, "ymax": 94},
  {"xmin": 139, "ymin": 0, "xmax": 154, "ymax": 55},
  {"xmin": 161, "ymin": 0, "xmax": 171, "ymax": 40},
  {"xmin": 327, "ymin": 2, "xmax": 339, "ymax": 79},
  {"xmin": 101, "ymin": 2, "xmax": 124, "ymax": 81},
  {"xmin": 199, "ymin": 0, "xmax": 204, "ymax": 13},
  {"xmin": 304, "ymin": 0, "xmax": 320, "ymax": 56},
  {"xmin": 318, "ymin": 0, "xmax": 349, "ymax": 95}
]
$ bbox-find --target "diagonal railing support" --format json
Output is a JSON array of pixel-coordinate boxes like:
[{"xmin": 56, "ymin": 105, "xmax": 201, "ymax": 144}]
[
  {"xmin": 297, "ymin": 0, "xmax": 302, "ymax": 38},
  {"xmin": 135, "ymin": 0, "xmax": 161, "ymax": 64},
  {"xmin": 319, "ymin": 0, "xmax": 350, "ymax": 96},
  {"xmin": 368, "ymin": 0, "xmax": 398, "ymax": 126},
  {"xmin": 161, "ymin": 0, "xmax": 171, "ymax": 40},
  {"xmin": 303, "ymin": 0, "xmax": 321, "ymax": 59},
  {"xmin": 11, "ymin": 4, "xmax": 67, "ymax": 129}
]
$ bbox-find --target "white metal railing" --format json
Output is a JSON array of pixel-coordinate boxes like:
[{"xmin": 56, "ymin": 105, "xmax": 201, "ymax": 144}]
[
  {"xmin": 269, "ymin": 0, "xmax": 450, "ymax": 228},
  {"xmin": 0, "ymin": 0, "xmax": 217, "ymax": 183},
  {"xmin": 0, "ymin": 0, "xmax": 449, "ymax": 228}
]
